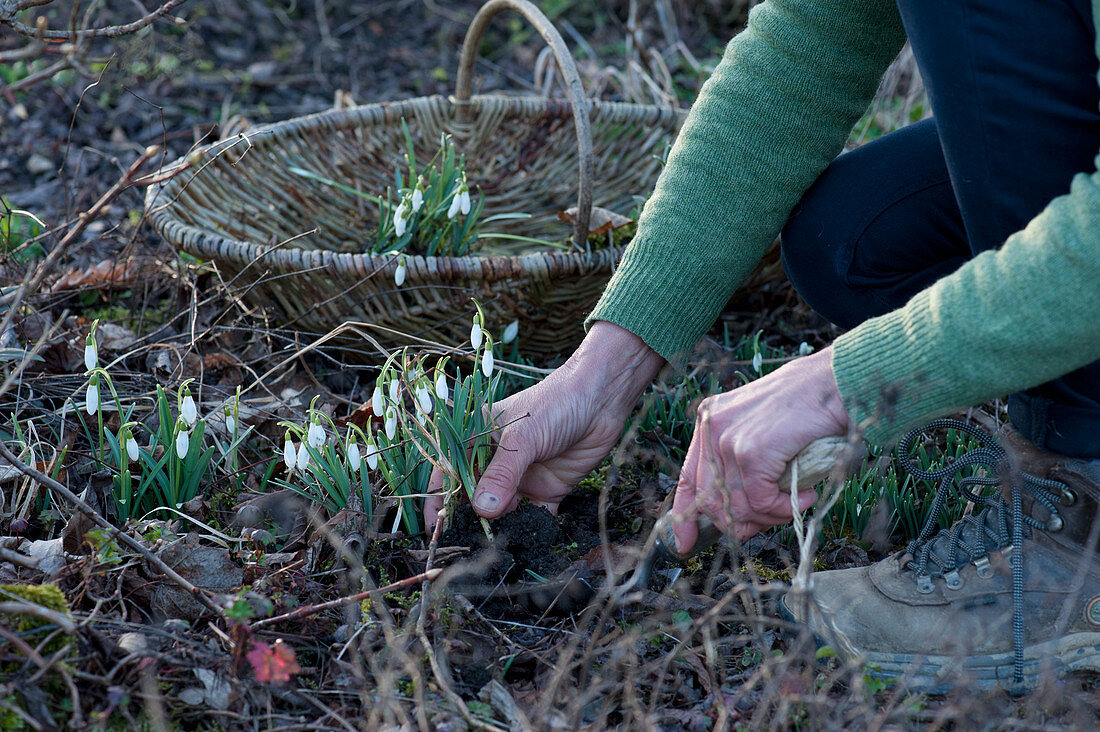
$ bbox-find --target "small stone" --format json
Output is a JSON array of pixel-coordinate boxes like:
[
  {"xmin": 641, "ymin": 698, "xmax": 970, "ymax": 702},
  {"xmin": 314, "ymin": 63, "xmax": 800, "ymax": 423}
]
[
  {"xmin": 117, "ymin": 632, "xmax": 151, "ymax": 656},
  {"xmin": 26, "ymin": 154, "xmax": 53, "ymax": 176},
  {"xmin": 177, "ymin": 687, "xmax": 205, "ymax": 705}
]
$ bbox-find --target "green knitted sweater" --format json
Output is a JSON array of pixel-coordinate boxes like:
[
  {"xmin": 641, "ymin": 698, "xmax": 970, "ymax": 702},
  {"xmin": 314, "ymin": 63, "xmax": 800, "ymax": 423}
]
[{"xmin": 588, "ymin": 0, "xmax": 1100, "ymax": 445}]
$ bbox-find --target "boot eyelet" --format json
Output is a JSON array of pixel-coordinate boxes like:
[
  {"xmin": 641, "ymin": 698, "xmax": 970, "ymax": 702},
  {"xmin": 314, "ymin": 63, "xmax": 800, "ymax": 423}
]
[
  {"xmin": 916, "ymin": 575, "xmax": 935, "ymax": 594},
  {"xmin": 1047, "ymin": 515, "xmax": 1064, "ymax": 532},
  {"xmin": 974, "ymin": 556, "xmax": 994, "ymax": 579},
  {"xmin": 943, "ymin": 569, "xmax": 963, "ymax": 590},
  {"xmin": 1061, "ymin": 489, "xmax": 1077, "ymax": 507}
]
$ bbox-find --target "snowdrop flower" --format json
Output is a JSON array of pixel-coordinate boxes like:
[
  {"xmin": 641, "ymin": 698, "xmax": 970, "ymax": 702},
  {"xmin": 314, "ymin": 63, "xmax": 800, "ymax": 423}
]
[
  {"xmin": 346, "ymin": 434, "xmax": 361, "ymax": 470},
  {"xmin": 283, "ymin": 432, "xmax": 296, "ymax": 470},
  {"xmin": 307, "ymin": 421, "xmax": 325, "ymax": 449},
  {"xmin": 449, "ymin": 176, "xmax": 472, "ymax": 217},
  {"xmin": 388, "ymin": 376, "xmax": 400, "ymax": 403},
  {"xmin": 86, "ymin": 373, "xmax": 100, "ymax": 416},
  {"xmin": 180, "ymin": 387, "xmax": 198, "ymax": 427},
  {"xmin": 751, "ymin": 351, "xmax": 763, "ymax": 374},
  {"xmin": 448, "ymin": 177, "xmax": 470, "ymax": 219},
  {"xmin": 385, "ymin": 407, "xmax": 397, "ymax": 440},
  {"xmin": 501, "ymin": 320, "xmax": 519, "ymax": 344},
  {"xmin": 297, "ymin": 441, "xmax": 311, "ymax": 471},
  {"xmin": 365, "ymin": 435, "xmax": 379, "ymax": 470},
  {"xmin": 470, "ymin": 318, "xmax": 483, "ymax": 350},
  {"xmin": 371, "ymin": 383, "xmax": 384, "ymax": 415},
  {"xmin": 394, "ymin": 255, "xmax": 407, "ymax": 287},
  {"xmin": 175, "ymin": 421, "xmax": 190, "ymax": 459},
  {"xmin": 84, "ymin": 326, "xmax": 98, "ymax": 371},
  {"xmin": 798, "ymin": 341, "xmax": 815, "ymax": 356},
  {"xmin": 225, "ymin": 412, "xmax": 237, "ymax": 435},
  {"xmin": 411, "ymin": 181, "xmax": 424, "ymax": 212},
  {"xmin": 416, "ymin": 384, "xmax": 433, "ymax": 415},
  {"xmin": 122, "ymin": 427, "xmax": 139, "ymax": 462},
  {"xmin": 393, "ymin": 202, "xmax": 408, "ymax": 237},
  {"xmin": 447, "ymin": 191, "xmax": 462, "ymax": 220},
  {"xmin": 434, "ymin": 369, "xmax": 448, "ymax": 401},
  {"xmin": 481, "ymin": 338, "xmax": 495, "ymax": 377}
]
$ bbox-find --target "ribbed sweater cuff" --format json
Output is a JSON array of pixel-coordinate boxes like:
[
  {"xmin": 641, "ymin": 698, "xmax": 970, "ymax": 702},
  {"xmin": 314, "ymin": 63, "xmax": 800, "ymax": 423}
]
[
  {"xmin": 587, "ymin": 246, "xmax": 746, "ymax": 364},
  {"xmin": 832, "ymin": 292, "xmax": 959, "ymax": 447}
]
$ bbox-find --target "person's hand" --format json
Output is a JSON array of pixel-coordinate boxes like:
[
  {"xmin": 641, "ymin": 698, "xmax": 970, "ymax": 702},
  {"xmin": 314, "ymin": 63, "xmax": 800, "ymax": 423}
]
[
  {"xmin": 424, "ymin": 321, "xmax": 665, "ymax": 524},
  {"xmin": 670, "ymin": 346, "xmax": 851, "ymax": 553}
]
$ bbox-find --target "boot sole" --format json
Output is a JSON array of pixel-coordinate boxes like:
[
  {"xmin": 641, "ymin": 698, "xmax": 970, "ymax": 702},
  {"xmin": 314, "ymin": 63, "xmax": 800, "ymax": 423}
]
[{"xmin": 777, "ymin": 594, "xmax": 1100, "ymax": 694}]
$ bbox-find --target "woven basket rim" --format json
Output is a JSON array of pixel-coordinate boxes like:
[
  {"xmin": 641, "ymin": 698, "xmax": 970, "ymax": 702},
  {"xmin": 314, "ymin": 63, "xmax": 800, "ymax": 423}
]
[{"xmin": 144, "ymin": 93, "xmax": 682, "ymax": 280}]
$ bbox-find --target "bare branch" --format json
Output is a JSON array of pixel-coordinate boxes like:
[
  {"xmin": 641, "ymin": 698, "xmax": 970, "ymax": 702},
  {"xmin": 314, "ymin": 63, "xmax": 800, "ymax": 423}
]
[{"xmin": 1, "ymin": 0, "xmax": 188, "ymax": 41}]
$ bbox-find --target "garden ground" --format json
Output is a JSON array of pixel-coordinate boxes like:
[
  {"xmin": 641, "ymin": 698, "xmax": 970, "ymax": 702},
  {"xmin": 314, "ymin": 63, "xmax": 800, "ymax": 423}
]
[{"xmin": 1, "ymin": 1, "xmax": 1097, "ymax": 729}]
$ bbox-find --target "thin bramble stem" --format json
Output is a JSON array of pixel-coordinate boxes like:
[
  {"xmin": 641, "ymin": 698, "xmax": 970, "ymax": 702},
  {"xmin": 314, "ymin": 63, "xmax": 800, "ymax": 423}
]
[{"xmin": 251, "ymin": 568, "xmax": 441, "ymax": 630}]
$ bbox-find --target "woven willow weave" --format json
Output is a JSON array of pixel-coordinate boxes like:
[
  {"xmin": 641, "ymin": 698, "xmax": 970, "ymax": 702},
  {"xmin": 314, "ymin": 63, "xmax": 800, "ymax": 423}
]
[{"xmin": 146, "ymin": 93, "xmax": 683, "ymax": 358}]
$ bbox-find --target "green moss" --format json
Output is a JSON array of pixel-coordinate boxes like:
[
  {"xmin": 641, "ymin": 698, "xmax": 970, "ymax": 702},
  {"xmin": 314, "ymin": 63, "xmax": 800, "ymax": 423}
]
[
  {"xmin": 0, "ymin": 583, "xmax": 72, "ymax": 656},
  {"xmin": 84, "ymin": 297, "xmax": 174, "ymax": 336},
  {"xmin": 0, "ymin": 696, "xmax": 23, "ymax": 732},
  {"xmin": 573, "ymin": 462, "xmax": 611, "ymax": 494}
]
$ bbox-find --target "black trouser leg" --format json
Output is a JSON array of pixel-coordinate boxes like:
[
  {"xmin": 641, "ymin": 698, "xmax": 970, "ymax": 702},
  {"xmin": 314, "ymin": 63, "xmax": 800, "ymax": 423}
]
[{"xmin": 781, "ymin": 0, "xmax": 1100, "ymax": 457}]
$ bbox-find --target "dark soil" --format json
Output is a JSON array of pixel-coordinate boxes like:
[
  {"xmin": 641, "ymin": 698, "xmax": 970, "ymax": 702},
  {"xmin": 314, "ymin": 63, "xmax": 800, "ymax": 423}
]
[{"xmin": 439, "ymin": 465, "xmax": 660, "ymax": 611}]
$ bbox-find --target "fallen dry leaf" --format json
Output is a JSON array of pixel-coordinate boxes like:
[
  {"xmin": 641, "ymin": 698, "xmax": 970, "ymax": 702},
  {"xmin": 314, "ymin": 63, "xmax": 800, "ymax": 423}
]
[
  {"xmin": 336, "ymin": 400, "xmax": 382, "ymax": 429},
  {"xmin": 247, "ymin": 639, "xmax": 301, "ymax": 684},
  {"xmin": 557, "ymin": 206, "xmax": 634, "ymax": 236},
  {"xmin": 49, "ymin": 259, "xmax": 152, "ymax": 292}
]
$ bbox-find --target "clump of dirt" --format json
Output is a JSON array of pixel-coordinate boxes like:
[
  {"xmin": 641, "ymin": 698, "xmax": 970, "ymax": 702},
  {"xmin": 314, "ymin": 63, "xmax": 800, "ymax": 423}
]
[
  {"xmin": 442, "ymin": 503, "xmax": 566, "ymax": 585},
  {"xmin": 439, "ymin": 463, "xmax": 659, "ymax": 599}
]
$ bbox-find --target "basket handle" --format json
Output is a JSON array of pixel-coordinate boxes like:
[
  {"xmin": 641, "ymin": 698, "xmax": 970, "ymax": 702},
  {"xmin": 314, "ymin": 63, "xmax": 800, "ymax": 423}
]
[{"xmin": 455, "ymin": 0, "xmax": 593, "ymax": 249}]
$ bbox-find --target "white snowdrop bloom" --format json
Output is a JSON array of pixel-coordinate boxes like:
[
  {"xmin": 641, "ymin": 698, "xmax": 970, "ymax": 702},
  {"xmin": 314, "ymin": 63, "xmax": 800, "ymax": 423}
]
[
  {"xmin": 481, "ymin": 348, "xmax": 494, "ymax": 377},
  {"xmin": 365, "ymin": 442, "xmax": 379, "ymax": 470},
  {"xmin": 307, "ymin": 420, "xmax": 325, "ymax": 448},
  {"xmin": 225, "ymin": 413, "xmax": 237, "ymax": 435},
  {"xmin": 501, "ymin": 320, "xmax": 519, "ymax": 344},
  {"xmin": 470, "ymin": 320, "xmax": 483, "ymax": 350},
  {"xmin": 389, "ymin": 377, "xmax": 400, "ymax": 403},
  {"xmin": 125, "ymin": 433, "xmax": 139, "ymax": 462},
  {"xmin": 394, "ymin": 257, "xmax": 407, "ymax": 287},
  {"xmin": 175, "ymin": 429, "xmax": 190, "ymax": 459},
  {"xmin": 414, "ymin": 410, "xmax": 426, "ymax": 426},
  {"xmin": 385, "ymin": 408, "xmax": 397, "ymax": 440},
  {"xmin": 459, "ymin": 189, "xmax": 471, "ymax": 215},
  {"xmin": 86, "ymin": 380, "xmax": 100, "ymax": 416},
  {"xmin": 411, "ymin": 186, "xmax": 424, "ymax": 212},
  {"xmin": 347, "ymin": 439, "xmax": 361, "ymax": 470},
  {"xmin": 84, "ymin": 341, "xmax": 97, "ymax": 371},
  {"xmin": 371, "ymin": 384, "xmax": 383, "ymax": 415},
  {"xmin": 447, "ymin": 191, "xmax": 462, "ymax": 220},
  {"xmin": 751, "ymin": 351, "xmax": 763, "ymax": 374},
  {"xmin": 417, "ymin": 385, "xmax": 433, "ymax": 415},
  {"xmin": 181, "ymin": 391, "xmax": 198, "ymax": 427},
  {"xmin": 283, "ymin": 436, "xmax": 296, "ymax": 470},
  {"xmin": 297, "ymin": 441, "xmax": 311, "ymax": 471},
  {"xmin": 393, "ymin": 202, "xmax": 408, "ymax": 237},
  {"xmin": 799, "ymin": 341, "xmax": 815, "ymax": 356},
  {"xmin": 434, "ymin": 371, "xmax": 448, "ymax": 401}
]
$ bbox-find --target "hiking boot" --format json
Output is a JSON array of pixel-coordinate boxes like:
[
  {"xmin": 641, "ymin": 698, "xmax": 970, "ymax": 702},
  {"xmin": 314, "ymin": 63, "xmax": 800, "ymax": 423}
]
[{"xmin": 778, "ymin": 419, "xmax": 1100, "ymax": 694}]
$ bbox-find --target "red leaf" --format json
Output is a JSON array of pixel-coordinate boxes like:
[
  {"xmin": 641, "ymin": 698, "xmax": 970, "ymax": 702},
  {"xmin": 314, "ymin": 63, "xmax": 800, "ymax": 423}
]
[{"xmin": 247, "ymin": 640, "xmax": 301, "ymax": 684}]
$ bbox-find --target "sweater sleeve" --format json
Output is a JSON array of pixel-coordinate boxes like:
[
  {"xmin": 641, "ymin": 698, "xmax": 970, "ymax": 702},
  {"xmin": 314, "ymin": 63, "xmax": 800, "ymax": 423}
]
[
  {"xmin": 587, "ymin": 0, "xmax": 907, "ymax": 362},
  {"xmin": 833, "ymin": 165, "xmax": 1100, "ymax": 445}
]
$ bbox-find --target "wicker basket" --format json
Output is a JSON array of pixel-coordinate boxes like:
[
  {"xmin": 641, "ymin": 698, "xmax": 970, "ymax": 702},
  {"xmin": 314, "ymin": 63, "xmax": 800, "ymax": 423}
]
[{"xmin": 145, "ymin": 0, "xmax": 685, "ymax": 359}]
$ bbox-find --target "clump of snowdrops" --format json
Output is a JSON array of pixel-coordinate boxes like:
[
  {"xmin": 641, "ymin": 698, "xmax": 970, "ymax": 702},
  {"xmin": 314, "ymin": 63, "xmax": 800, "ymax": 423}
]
[
  {"xmin": 74, "ymin": 321, "xmax": 248, "ymax": 522},
  {"xmin": 278, "ymin": 302, "xmax": 518, "ymax": 539}
]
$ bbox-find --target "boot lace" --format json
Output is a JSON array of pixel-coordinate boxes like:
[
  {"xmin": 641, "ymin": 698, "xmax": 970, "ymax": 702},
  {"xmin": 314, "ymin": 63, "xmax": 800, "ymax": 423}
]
[{"xmin": 895, "ymin": 419, "xmax": 1073, "ymax": 688}]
